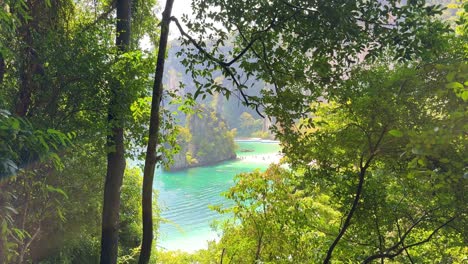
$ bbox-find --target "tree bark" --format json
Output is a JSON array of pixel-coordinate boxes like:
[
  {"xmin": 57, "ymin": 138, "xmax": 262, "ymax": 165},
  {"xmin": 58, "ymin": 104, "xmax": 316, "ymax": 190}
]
[
  {"xmin": 100, "ymin": 0, "xmax": 131, "ymax": 263},
  {"xmin": 323, "ymin": 167, "xmax": 366, "ymax": 264},
  {"xmin": 14, "ymin": 1, "xmax": 36, "ymax": 117},
  {"xmin": 138, "ymin": 0, "xmax": 174, "ymax": 263},
  {"xmin": 0, "ymin": 51, "xmax": 5, "ymax": 84}
]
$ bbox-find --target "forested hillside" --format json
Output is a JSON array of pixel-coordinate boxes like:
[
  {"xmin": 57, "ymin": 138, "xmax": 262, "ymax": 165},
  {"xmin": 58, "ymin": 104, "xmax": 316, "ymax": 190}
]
[
  {"xmin": 0, "ymin": 0, "xmax": 466, "ymax": 263},
  {"xmin": 168, "ymin": 106, "xmax": 236, "ymax": 171}
]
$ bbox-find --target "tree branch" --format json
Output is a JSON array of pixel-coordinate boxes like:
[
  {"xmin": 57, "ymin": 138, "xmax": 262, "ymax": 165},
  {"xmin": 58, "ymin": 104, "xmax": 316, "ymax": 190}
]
[
  {"xmin": 323, "ymin": 124, "xmax": 388, "ymax": 263},
  {"xmin": 170, "ymin": 16, "xmax": 266, "ymax": 117},
  {"xmin": 282, "ymin": 1, "xmax": 319, "ymax": 14},
  {"xmin": 170, "ymin": 16, "xmax": 225, "ymax": 66},
  {"xmin": 170, "ymin": 15, "xmax": 277, "ymax": 67},
  {"xmin": 362, "ymin": 216, "xmax": 457, "ymax": 263},
  {"xmin": 323, "ymin": 164, "xmax": 366, "ymax": 264},
  {"xmin": 80, "ymin": 0, "xmax": 117, "ymax": 32}
]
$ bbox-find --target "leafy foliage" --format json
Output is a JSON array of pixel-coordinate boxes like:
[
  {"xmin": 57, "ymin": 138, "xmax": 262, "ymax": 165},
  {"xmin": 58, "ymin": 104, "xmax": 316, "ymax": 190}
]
[
  {"xmin": 168, "ymin": 105, "xmax": 236, "ymax": 171},
  {"xmin": 0, "ymin": 0, "xmax": 161, "ymax": 262},
  {"xmin": 176, "ymin": 0, "xmax": 449, "ymax": 116},
  {"xmin": 220, "ymin": 61, "xmax": 466, "ymax": 263},
  {"xmin": 0, "ymin": 0, "xmax": 466, "ymax": 262},
  {"xmin": 211, "ymin": 165, "xmax": 340, "ymax": 263},
  {"xmin": 0, "ymin": 110, "xmax": 72, "ymax": 180}
]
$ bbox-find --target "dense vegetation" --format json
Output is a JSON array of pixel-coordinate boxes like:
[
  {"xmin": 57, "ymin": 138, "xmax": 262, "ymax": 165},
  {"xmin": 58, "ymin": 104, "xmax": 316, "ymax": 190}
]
[
  {"xmin": 168, "ymin": 106, "xmax": 236, "ymax": 171},
  {"xmin": 209, "ymin": 61, "xmax": 467, "ymax": 263},
  {"xmin": 0, "ymin": 0, "xmax": 466, "ymax": 263},
  {"xmin": 0, "ymin": 0, "xmax": 159, "ymax": 262},
  {"xmin": 160, "ymin": 0, "xmax": 467, "ymax": 262}
]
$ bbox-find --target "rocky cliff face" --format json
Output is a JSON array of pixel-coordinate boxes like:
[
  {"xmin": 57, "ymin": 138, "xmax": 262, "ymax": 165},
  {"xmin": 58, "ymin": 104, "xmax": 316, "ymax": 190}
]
[{"xmin": 167, "ymin": 106, "xmax": 237, "ymax": 171}]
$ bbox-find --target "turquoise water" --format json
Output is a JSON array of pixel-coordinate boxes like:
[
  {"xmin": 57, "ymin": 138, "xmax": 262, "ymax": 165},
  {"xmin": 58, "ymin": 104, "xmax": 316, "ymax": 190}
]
[{"xmin": 155, "ymin": 141, "xmax": 281, "ymax": 251}]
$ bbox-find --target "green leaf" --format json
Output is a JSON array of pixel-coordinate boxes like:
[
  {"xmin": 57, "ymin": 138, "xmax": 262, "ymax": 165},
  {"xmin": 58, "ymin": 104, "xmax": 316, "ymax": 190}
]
[
  {"xmin": 446, "ymin": 72, "xmax": 456, "ymax": 82},
  {"xmin": 10, "ymin": 118, "xmax": 20, "ymax": 130},
  {"xmin": 417, "ymin": 158, "xmax": 426, "ymax": 166},
  {"xmin": 46, "ymin": 185, "xmax": 69, "ymax": 199},
  {"xmin": 461, "ymin": 90, "xmax": 468, "ymax": 102},
  {"xmin": 388, "ymin": 129, "xmax": 403, "ymax": 137},
  {"xmin": 38, "ymin": 136, "xmax": 49, "ymax": 151},
  {"xmin": 445, "ymin": 82, "xmax": 464, "ymax": 90}
]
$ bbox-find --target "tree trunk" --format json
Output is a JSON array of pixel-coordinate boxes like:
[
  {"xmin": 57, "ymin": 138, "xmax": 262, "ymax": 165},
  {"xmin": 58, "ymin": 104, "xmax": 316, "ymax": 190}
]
[
  {"xmin": 323, "ymin": 168, "xmax": 366, "ymax": 264},
  {"xmin": 100, "ymin": 0, "xmax": 131, "ymax": 263},
  {"xmin": 14, "ymin": 1, "xmax": 36, "ymax": 117},
  {"xmin": 138, "ymin": 0, "xmax": 174, "ymax": 263},
  {"xmin": 0, "ymin": 51, "xmax": 5, "ymax": 84}
]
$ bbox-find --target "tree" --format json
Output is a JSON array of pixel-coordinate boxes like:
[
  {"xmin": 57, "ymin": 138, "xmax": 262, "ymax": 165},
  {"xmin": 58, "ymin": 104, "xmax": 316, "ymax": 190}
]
[
  {"xmin": 208, "ymin": 59, "xmax": 466, "ymax": 263},
  {"xmin": 317, "ymin": 64, "xmax": 464, "ymax": 263},
  {"xmin": 157, "ymin": 3, "xmax": 465, "ymax": 261},
  {"xmin": 139, "ymin": 0, "xmax": 175, "ymax": 263},
  {"xmin": 0, "ymin": 112, "xmax": 71, "ymax": 263},
  {"xmin": 100, "ymin": 0, "xmax": 132, "ymax": 262},
  {"xmin": 211, "ymin": 165, "xmax": 341, "ymax": 263},
  {"xmin": 148, "ymin": 1, "xmax": 453, "ymax": 261},
  {"xmin": 174, "ymin": 0, "xmax": 447, "ymax": 117},
  {"xmin": 0, "ymin": 0, "xmax": 460, "ymax": 262},
  {"xmin": 0, "ymin": 0, "xmax": 157, "ymax": 262}
]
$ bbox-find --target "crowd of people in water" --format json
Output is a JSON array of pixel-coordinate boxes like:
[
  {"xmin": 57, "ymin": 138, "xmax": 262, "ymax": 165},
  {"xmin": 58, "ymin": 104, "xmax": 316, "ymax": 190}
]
[
  {"xmin": 237, "ymin": 153, "xmax": 282, "ymax": 163},
  {"xmin": 238, "ymin": 155, "xmax": 268, "ymax": 160}
]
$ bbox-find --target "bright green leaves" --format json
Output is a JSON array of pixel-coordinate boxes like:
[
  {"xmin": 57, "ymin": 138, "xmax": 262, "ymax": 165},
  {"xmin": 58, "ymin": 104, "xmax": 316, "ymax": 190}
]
[
  {"xmin": 0, "ymin": 111, "xmax": 72, "ymax": 180},
  {"xmin": 443, "ymin": 61, "xmax": 468, "ymax": 101},
  {"xmin": 112, "ymin": 50, "xmax": 156, "ymax": 159},
  {"xmin": 388, "ymin": 129, "xmax": 404, "ymax": 137},
  {"xmin": 213, "ymin": 165, "xmax": 340, "ymax": 263},
  {"xmin": 130, "ymin": 96, "xmax": 152, "ymax": 123},
  {"xmin": 0, "ymin": 0, "xmax": 26, "ymax": 34},
  {"xmin": 271, "ymin": 60, "xmax": 466, "ymax": 262},
  {"xmin": 446, "ymin": 81, "xmax": 468, "ymax": 100},
  {"xmin": 46, "ymin": 184, "xmax": 69, "ymax": 199},
  {"xmin": 446, "ymin": 80, "xmax": 464, "ymax": 89}
]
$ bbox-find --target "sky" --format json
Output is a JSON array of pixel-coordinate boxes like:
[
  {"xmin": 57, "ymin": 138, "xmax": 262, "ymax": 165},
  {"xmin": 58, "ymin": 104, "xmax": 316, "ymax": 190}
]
[
  {"xmin": 169, "ymin": 0, "xmax": 193, "ymax": 39},
  {"xmin": 140, "ymin": 0, "xmax": 193, "ymax": 49},
  {"xmin": 171, "ymin": 0, "xmax": 193, "ymax": 20}
]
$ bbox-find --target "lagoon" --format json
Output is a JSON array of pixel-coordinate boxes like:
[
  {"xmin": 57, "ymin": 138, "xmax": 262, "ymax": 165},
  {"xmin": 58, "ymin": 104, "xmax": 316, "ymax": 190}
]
[{"xmin": 155, "ymin": 141, "xmax": 281, "ymax": 252}]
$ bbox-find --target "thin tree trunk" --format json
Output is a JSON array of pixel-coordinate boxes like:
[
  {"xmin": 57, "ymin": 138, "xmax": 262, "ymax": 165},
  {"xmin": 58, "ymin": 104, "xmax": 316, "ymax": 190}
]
[
  {"xmin": 255, "ymin": 232, "xmax": 264, "ymax": 262},
  {"xmin": 138, "ymin": 0, "xmax": 174, "ymax": 263},
  {"xmin": 323, "ymin": 168, "xmax": 366, "ymax": 264},
  {"xmin": 0, "ymin": 51, "xmax": 5, "ymax": 84},
  {"xmin": 323, "ymin": 126, "xmax": 386, "ymax": 263},
  {"xmin": 100, "ymin": 0, "xmax": 131, "ymax": 263},
  {"xmin": 15, "ymin": 2, "xmax": 35, "ymax": 117}
]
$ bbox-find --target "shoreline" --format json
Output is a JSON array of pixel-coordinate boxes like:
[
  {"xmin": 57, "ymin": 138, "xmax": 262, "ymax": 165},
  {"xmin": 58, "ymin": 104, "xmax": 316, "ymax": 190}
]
[
  {"xmin": 165, "ymin": 154, "xmax": 237, "ymax": 172},
  {"xmin": 165, "ymin": 138, "xmax": 281, "ymax": 172},
  {"xmin": 237, "ymin": 153, "xmax": 283, "ymax": 164},
  {"xmin": 158, "ymin": 231, "xmax": 219, "ymax": 253},
  {"xmin": 235, "ymin": 137, "xmax": 280, "ymax": 143},
  {"xmin": 157, "ymin": 141, "xmax": 282, "ymax": 253}
]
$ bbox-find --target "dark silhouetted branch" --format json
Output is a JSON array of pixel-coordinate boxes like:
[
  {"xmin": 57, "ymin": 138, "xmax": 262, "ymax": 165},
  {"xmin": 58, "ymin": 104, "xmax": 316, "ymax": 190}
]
[
  {"xmin": 323, "ymin": 126, "xmax": 387, "ymax": 263},
  {"xmin": 362, "ymin": 216, "xmax": 456, "ymax": 264}
]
